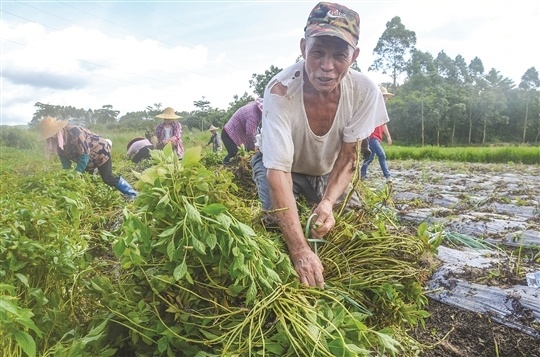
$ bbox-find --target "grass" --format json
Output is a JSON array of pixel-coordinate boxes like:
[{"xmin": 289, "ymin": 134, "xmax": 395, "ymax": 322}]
[
  {"xmin": 2, "ymin": 125, "xmax": 539, "ymax": 165},
  {"xmin": 386, "ymin": 145, "xmax": 540, "ymax": 165}
]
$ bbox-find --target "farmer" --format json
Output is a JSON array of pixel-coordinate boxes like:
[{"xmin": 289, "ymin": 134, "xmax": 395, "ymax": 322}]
[
  {"xmin": 206, "ymin": 125, "xmax": 223, "ymax": 152},
  {"xmin": 360, "ymin": 86, "xmax": 394, "ymax": 181},
  {"xmin": 221, "ymin": 98, "xmax": 263, "ymax": 165},
  {"xmin": 38, "ymin": 116, "xmax": 137, "ymax": 198},
  {"xmin": 252, "ymin": 2, "xmax": 389, "ymax": 287},
  {"xmin": 126, "ymin": 137, "xmax": 154, "ymax": 163},
  {"xmin": 154, "ymin": 107, "xmax": 184, "ymax": 158}
]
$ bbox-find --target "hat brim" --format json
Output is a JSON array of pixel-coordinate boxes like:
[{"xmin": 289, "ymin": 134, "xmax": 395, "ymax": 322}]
[
  {"xmin": 382, "ymin": 93, "xmax": 395, "ymax": 97},
  {"xmin": 305, "ymin": 24, "xmax": 357, "ymax": 48},
  {"xmin": 39, "ymin": 120, "xmax": 68, "ymax": 141},
  {"xmin": 155, "ymin": 114, "xmax": 181, "ymax": 120}
]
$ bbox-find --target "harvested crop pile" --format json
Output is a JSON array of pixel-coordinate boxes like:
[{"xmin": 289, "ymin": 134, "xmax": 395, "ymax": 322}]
[{"xmin": 99, "ymin": 145, "xmax": 436, "ymax": 356}]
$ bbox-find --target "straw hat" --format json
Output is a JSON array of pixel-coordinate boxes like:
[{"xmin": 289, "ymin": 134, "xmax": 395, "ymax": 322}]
[
  {"xmin": 209, "ymin": 125, "xmax": 218, "ymax": 131},
  {"xmin": 380, "ymin": 86, "xmax": 395, "ymax": 97},
  {"xmin": 155, "ymin": 107, "xmax": 181, "ymax": 120},
  {"xmin": 38, "ymin": 116, "xmax": 68, "ymax": 141}
]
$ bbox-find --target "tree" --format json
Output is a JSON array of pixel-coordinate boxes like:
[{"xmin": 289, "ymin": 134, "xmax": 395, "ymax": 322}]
[
  {"xmin": 193, "ymin": 97, "xmax": 211, "ymax": 131},
  {"xmin": 479, "ymin": 69, "xmax": 513, "ymax": 143},
  {"xmin": 145, "ymin": 103, "xmax": 163, "ymax": 120},
  {"xmin": 369, "ymin": 16, "xmax": 416, "ymax": 91},
  {"xmin": 227, "ymin": 92, "xmax": 256, "ymax": 117},
  {"xmin": 518, "ymin": 67, "xmax": 540, "ymax": 143},
  {"xmin": 249, "ymin": 65, "xmax": 282, "ymax": 98},
  {"xmin": 93, "ymin": 105, "xmax": 119, "ymax": 125},
  {"xmin": 30, "ymin": 102, "xmax": 58, "ymax": 126}
]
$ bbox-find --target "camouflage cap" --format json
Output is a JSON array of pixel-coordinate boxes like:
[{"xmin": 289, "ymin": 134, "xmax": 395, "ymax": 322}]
[{"xmin": 304, "ymin": 2, "xmax": 360, "ymax": 47}]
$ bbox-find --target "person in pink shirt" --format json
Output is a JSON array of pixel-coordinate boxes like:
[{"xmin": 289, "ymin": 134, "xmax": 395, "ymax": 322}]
[
  {"xmin": 154, "ymin": 107, "xmax": 184, "ymax": 158},
  {"xmin": 126, "ymin": 137, "xmax": 153, "ymax": 163},
  {"xmin": 221, "ymin": 98, "xmax": 263, "ymax": 165}
]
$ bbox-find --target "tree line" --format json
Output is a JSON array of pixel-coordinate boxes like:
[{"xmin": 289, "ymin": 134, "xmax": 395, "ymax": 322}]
[{"xmin": 28, "ymin": 17, "xmax": 539, "ymax": 146}]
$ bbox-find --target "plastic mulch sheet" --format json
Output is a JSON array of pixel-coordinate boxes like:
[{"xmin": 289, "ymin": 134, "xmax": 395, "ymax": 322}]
[{"xmin": 426, "ymin": 246, "xmax": 540, "ymax": 338}]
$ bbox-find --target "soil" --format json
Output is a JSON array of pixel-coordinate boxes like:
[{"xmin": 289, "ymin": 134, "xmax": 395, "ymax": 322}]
[
  {"xmin": 412, "ymin": 298, "xmax": 540, "ymax": 357},
  {"xmin": 232, "ymin": 158, "xmax": 540, "ymax": 356},
  {"xmin": 385, "ymin": 160, "xmax": 540, "ymax": 357}
]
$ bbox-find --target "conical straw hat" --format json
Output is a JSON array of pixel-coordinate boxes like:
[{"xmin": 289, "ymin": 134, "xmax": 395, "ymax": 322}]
[
  {"xmin": 155, "ymin": 107, "xmax": 182, "ymax": 120},
  {"xmin": 38, "ymin": 116, "xmax": 68, "ymax": 140}
]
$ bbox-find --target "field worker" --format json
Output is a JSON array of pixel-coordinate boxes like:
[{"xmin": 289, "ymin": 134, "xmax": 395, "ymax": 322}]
[
  {"xmin": 360, "ymin": 87, "xmax": 394, "ymax": 181},
  {"xmin": 126, "ymin": 137, "xmax": 154, "ymax": 163},
  {"xmin": 206, "ymin": 125, "xmax": 223, "ymax": 152},
  {"xmin": 252, "ymin": 2, "xmax": 389, "ymax": 288},
  {"xmin": 221, "ymin": 98, "xmax": 264, "ymax": 165},
  {"xmin": 38, "ymin": 116, "xmax": 137, "ymax": 198},
  {"xmin": 154, "ymin": 107, "xmax": 184, "ymax": 158}
]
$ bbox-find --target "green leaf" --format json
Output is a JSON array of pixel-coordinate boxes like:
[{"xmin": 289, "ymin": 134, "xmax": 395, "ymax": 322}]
[
  {"xmin": 264, "ymin": 266, "xmax": 282, "ymax": 284},
  {"xmin": 157, "ymin": 336, "xmax": 168, "ymax": 353},
  {"xmin": 163, "ymin": 142, "xmax": 173, "ymax": 157},
  {"xmin": 140, "ymin": 166, "xmax": 160, "ymax": 184},
  {"xmin": 15, "ymin": 273, "xmax": 29, "ymax": 286},
  {"xmin": 159, "ymin": 225, "xmax": 178, "ymax": 238},
  {"xmin": 113, "ymin": 239, "xmax": 126, "ymax": 258},
  {"xmin": 166, "ymin": 239, "xmax": 175, "ymax": 261},
  {"xmin": 375, "ymin": 329, "xmax": 400, "ymax": 354},
  {"xmin": 182, "ymin": 147, "xmax": 202, "ymax": 166},
  {"xmin": 0, "ymin": 299, "xmax": 19, "ymax": 315},
  {"xmin": 184, "ymin": 200, "xmax": 202, "ymax": 224},
  {"xmin": 201, "ymin": 203, "xmax": 228, "ymax": 215},
  {"xmin": 191, "ymin": 236, "xmax": 206, "ymax": 255},
  {"xmin": 13, "ymin": 330, "xmax": 36, "ymax": 357},
  {"xmin": 80, "ymin": 319, "xmax": 108, "ymax": 345},
  {"xmin": 216, "ymin": 213, "xmax": 232, "ymax": 230},
  {"xmin": 173, "ymin": 262, "xmax": 187, "ymax": 281},
  {"xmin": 205, "ymin": 233, "xmax": 217, "ymax": 250},
  {"xmin": 233, "ymin": 221, "xmax": 256, "ymax": 237},
  {"xmin": 90, "ymin": 280, "xmax": 104, "ymax": 293},
  {"xmin": 246, "ymin": 282, "xmax": 257, "ymax": 304}
]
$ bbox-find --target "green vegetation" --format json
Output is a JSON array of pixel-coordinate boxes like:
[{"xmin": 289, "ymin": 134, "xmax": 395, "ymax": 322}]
[
  {"xmin": 0, "ymin": 124, "xmax": 537, "ymax": 356},
  {"xmin": 4, "ymin": 126, "xmax": 538, "ymax": 165},
  {"xmin": 386, "ymin": 145, "xmax": 540, "ymax": 165},
  {"xmin": 1, "ymin": 140, "xmax": 440, "ymax": 356}
]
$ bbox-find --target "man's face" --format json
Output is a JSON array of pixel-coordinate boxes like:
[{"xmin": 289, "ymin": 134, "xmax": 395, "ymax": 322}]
[{"xmin": 301, "ymin": 36, "xmax": 359, "ymax": 93}]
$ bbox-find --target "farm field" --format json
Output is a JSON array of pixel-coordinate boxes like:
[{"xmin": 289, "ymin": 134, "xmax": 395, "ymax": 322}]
[
  {"xmin": 1, "ymin": 142, "xmax": 539, "ymax": 356},
  {"xmin": 384, "ymin": 160, "xmax": 540, "ymax": 356}
]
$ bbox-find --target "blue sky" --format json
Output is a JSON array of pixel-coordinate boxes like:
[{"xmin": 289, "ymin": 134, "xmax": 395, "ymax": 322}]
[{"xmin": 1, "ymin": 0, "xmax": 539, "ymax": 126}]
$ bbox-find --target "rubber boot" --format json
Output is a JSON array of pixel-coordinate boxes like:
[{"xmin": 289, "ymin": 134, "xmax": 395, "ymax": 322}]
[{"xmin": 116, "ymin": 177, "xmax": 137, "ymax": 198}]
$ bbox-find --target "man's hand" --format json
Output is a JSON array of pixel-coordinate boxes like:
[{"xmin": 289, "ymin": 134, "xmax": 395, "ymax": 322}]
[
  {"xmin": 290, "ymin": 247, "xmax": 324, "ymax": 288},
  {"xmin": 311, "ymin": 199, "xmax": 335, "ymax": 238}
]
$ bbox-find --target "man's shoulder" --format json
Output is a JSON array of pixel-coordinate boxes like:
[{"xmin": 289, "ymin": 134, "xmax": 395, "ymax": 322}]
[
  {"xmin": 342, "ymin": 70, "xmax": 380, "ymax": 100},
  {"xmin": 346, "ymin": 69, "xmax": 378, "ymax": 88}
]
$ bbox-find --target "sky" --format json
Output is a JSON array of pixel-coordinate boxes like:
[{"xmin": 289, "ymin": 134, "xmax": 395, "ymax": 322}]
[{"xmin": 1, "ymin": 0, "xmax": 539, "ymax": 126}]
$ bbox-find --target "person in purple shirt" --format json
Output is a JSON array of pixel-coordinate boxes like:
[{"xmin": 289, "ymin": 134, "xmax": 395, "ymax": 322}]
[
  {"xmin": 221, "ymin": 98, "xmax": 263, "ymax": 165},
  {"xmin": 154, "ymin": 107, "xmax": 184, "ymax": 158}
]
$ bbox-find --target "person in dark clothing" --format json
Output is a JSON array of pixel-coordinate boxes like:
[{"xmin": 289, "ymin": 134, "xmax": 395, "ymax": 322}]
[
  {"xmin": 127, "ymin": 137, "xmax": 153, "ymax": 163},
  {"xmin": 39, "ymin": 116, "xmax": 137, "ymax": 198}
]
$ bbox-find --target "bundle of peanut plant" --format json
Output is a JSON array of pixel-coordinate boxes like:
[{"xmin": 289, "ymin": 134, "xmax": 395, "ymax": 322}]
[{"xmin": 89, "ymin": 144, "xmax": 434, "ymax": 356}]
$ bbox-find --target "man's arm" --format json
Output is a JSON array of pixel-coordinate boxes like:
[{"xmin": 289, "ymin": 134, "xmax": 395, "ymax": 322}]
[
  {"xmin": 382, "ymin": 124, "xmax": 392, "ymax": 145},
  {"xmin": 311, "ymin": 141, "xmax": 357, "ymax": 238},
  {"xmin": 267, "ymin": 168, "xmax": 325, "ymax": 288}
]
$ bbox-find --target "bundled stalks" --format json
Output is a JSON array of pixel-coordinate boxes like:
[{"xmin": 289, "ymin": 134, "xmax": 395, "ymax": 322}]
[{"xmin": 86, "ymin": 144, "xmax": 434, "ymax": 356}]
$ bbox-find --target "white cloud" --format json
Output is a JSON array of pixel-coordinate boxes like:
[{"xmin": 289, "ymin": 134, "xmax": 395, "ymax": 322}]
[{"xmin": 1, "ymin": 0, "xmax": 539, "ymax": 126}]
